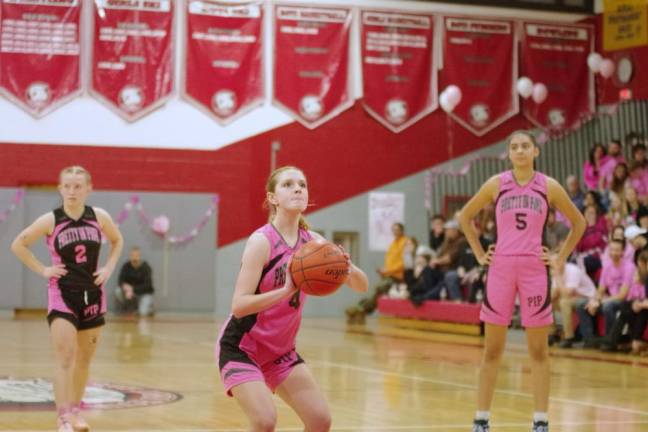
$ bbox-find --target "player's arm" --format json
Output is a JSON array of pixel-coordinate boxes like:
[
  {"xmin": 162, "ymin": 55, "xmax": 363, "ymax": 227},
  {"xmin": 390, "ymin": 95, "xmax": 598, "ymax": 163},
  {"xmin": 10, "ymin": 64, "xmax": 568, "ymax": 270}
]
[
  {"xmin": 10, "ymin": 213, "xmax": 63, "ymax": 278},
  {"xmin": 310, "ymin": 231, "xmax": 368, "ymax": 293},
  {"xmin": 547, "ymin": 178, "xmax": 586, "ymax": 267},
  {"xmin": 94, "ymin": 207, "xmax": 124, "ymax": 285},
  {"xmin": 458, "ymin": 175, "xmax": 499, "ymax": 265},
  {"xmin": 231, "ymin": 233, "xmax": 298, "ymax": 318}
]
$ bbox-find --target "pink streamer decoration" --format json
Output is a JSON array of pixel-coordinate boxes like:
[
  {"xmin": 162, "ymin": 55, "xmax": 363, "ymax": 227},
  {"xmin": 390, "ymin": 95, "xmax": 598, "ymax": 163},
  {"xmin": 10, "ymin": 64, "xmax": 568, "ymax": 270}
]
[{"xmin": 0, "ymin": 189, "xmax": 26, "ymax": 225}]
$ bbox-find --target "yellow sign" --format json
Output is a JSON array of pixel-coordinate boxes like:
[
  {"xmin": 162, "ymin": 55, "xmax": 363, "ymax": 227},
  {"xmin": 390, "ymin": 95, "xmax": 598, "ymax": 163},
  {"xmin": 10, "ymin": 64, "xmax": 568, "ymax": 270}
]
[{"xmin": 603, "ymin": 0, "xmax": 648, "ymax": 51}]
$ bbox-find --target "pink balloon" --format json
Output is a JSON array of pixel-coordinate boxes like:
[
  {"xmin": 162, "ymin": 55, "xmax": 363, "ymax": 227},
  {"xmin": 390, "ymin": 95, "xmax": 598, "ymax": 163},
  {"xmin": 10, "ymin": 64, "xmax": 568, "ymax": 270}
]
[
  {"xmin": 445, "ymin": 85, "xmax": 462, "ymax": 107},
  {"xmin": 600, "ymin": 58, "xmax": 615, "ymax": 79},
  {"xmin": 532, "ymin": 83, "xmax": 548, "ymax": 104},
  {"xmin": 152, "ymin": 215, "xmax": 170, "ymax": 235}
]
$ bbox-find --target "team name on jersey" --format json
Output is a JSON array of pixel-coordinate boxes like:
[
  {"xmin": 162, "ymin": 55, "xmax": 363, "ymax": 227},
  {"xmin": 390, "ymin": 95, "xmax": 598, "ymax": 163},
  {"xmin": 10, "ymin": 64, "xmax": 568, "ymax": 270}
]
[
  {"xmin": 57, "ymin": 226, "xmax": 101, "ymax": 248},
  {"xmin": 274, "ymin": 263, "xmax": 287, "ymax": 288},
  {"xmin": 499, "ymin": 194, "xmax": 543, "ymax": 214}
]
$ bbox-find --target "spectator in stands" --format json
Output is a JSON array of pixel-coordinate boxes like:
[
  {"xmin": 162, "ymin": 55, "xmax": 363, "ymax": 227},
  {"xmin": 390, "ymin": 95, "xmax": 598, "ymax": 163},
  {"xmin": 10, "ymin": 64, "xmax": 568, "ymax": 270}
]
[
  {"xmin": 583, "ymin": 190, "xmax": 606, "ymax": 214},
  {"xmin": 455, "ymin": 221, "xmax": 491, "ymax": 304},
  {"xmin": 583, "ymin": 143, "xmax": 607, "ymax": 191},
  {"xmin": 631, "ymin": 140, "xmax": 647, "ymax": 170},
  {"xmin": 599, "ymin": 139, "xmax": 625, "ymax": 190},
  {"xmin": 544, "ymin": 208, "xmax": 569, "ymax": 250},
  {"xmin": 575, "ymin": 204, "xmax": 608, "ymax": 281},
  {"xmin": 429, "ymin": 214, "xmax": 445, "ymax": 255},
  {"xmin": 407, "ymin": 246, "xmax": 444, "ymax": 306},
  {"xmin": 624, "ymin": 185, "xmax": 647, "ymax": 223},
  {"xmin": 602, "ymin": 225, "xmax": 635, "ymax": 267},
  {"xmin": 637, "ymin": 206, "xmax": 648, "ymax": 230},
  {"xmin": 477, "ymin": 203, "xmax": 496, "ymax": 243},
  {"xmin": 578, "ymin": 239, "xmax": 635, "ymax": 346},
  {"xmin": 345, "ymin": 222, "xmax": 407, "ymax": 323},
  {"xmin": 608, "ymin": 162, "xmax": 629, "ymax": 200},
  {"xmin": 626, "ymin": 224, "xmax": 648, "ymax": 265},
  {"xmin": 565, "ymin": 175, "xmax": 585, "ymax": 212},
  {"xmin": 429, "ymin": 219, "xmax": 466, "ymax": 301},
  {"xmin": 115, "ymin": 246, "xmax": 155, "ymax": 317},
  {"xmin": 388, "ymin": 237, "xmax": 418, "ymax": 299},
  {"xmin": 606, "ymin": 193, "xmax": 626, "ymax": 229},
  {"xmin": 628, "ymin": 163, "xmax": 648, "ymax": 204},
  {"xmin": 628, "ymin": 249, "xmax": 648, "ymax": 355},
  {"xmin": 550, "ymin": 253, "xmax": 597, "ymax": 348}
]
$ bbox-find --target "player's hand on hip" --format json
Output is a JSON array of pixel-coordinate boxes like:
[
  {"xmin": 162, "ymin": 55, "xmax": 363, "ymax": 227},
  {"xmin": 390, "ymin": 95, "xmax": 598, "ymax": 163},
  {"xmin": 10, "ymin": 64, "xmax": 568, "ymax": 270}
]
[
  {"xmin": 93, "ymin": 266, "xmax": 113, "ymax": 285},
  {"xmin": 478, "ymin": 245, "xmax": 495, "ymax": 266},
  {"xmin": 42, "ymin": 264, "xmax": 67, "ymax": 279},
  {"xmin": 540, "ymin": 246, "xmax": 553, "ymax": 267}
]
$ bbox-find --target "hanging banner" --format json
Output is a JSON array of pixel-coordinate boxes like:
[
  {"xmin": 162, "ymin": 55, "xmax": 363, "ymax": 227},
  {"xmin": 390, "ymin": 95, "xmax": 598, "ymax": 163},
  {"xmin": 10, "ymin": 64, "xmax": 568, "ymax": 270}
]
[
  {"xmin": 0, "ymin": 0, "xmax": 82, "ymax": 117},
  {"xmin": 521, "ymin": 22, "xmax": 594, "ymax": 130},
  {"xmin": 183, "ymin": 1, "xmax": 264, "ymax": 124},
  {"xmin": 603, "ymin": 0, "xmax": 648, "ymax": 51},
  {"xmin": 91, "ymin": 0, "xmax": 174, "ymax": 122},
  {"xmin": 440, "ymin": 17, "xmax": 517, "ymax": 137},
  {"xmin": 360, "ymin": 10, "xmax": 437, "ymax": 133},
  {"xmin": 273, "ymin": 4, "xmax": 352, "ymax": 129}
]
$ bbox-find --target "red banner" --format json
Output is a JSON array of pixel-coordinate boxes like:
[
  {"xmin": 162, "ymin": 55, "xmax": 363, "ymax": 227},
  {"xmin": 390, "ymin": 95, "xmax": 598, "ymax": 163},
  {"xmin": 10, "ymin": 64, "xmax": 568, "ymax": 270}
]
[
  {"xmin": 273, "ymin": 4, "xmax": 352, "ymax": 129},
  {"xmin": 441, "ymin": 17, "xmax": 517, "ymax": 136},
  {"xmin": 0, "ymin": 0, "xmax": 81, "ymax": 117},
  {"xmin": 521, "ymin": 22, "xmax": 594, "ymax": 130},
  {"xmin": 183, "ymin": 1, "xmax": 263, "ymax": 124},
  {"xmin": 361, "ymin": 11, "xmax": 436, "ymax": 133},
  {"xmin": 91, "ymin": 0, "xmax": 174, "ymax": 121}
]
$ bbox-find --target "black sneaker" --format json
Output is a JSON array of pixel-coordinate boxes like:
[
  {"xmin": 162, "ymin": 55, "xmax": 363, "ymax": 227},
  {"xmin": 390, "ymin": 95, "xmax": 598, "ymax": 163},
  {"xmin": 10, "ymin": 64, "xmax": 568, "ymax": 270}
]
[
  {"xmin": 532, "ymin": 420, "xmax": 549, "ymax": 432},
  {"xmin": 558, "ymin": 338, "xmax": 574, "ymax": 349},
  {"xmin": 472, "ymin": 419, "xmax": 490, "ymax": 432}
]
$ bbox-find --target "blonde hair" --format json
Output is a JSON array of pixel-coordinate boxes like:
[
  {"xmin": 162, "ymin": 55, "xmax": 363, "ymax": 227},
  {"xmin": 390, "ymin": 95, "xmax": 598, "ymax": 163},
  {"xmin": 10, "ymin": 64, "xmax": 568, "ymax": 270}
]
[
  {"xmin": 59, "ymin": 165, "xmax": 92, "ymax": 184},
  {"xmin": 264, "ymin": 166, "xmax": 310, "ymax": 230}
]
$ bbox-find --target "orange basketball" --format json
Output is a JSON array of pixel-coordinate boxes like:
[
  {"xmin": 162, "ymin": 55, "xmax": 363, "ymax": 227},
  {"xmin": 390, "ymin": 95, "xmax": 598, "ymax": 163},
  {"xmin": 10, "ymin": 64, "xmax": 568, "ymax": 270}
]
[{"xmin": 290, "ymin": 239, "xmax": 350, "ymax": 296}]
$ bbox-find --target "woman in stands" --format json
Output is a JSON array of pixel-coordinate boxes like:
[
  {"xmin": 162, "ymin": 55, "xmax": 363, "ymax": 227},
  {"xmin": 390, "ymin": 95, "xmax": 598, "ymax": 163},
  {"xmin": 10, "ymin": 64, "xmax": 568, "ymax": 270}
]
[{"xmin": 459, "ymin": 131, "xmax": 586, "ymax": 432}]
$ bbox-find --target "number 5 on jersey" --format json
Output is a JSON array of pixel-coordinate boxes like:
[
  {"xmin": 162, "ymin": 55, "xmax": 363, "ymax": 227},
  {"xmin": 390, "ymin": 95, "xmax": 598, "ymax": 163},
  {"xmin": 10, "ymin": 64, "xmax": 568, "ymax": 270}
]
[{"xmin": 515, "ymin": 212, "xmax": 527, "ymax": 230}]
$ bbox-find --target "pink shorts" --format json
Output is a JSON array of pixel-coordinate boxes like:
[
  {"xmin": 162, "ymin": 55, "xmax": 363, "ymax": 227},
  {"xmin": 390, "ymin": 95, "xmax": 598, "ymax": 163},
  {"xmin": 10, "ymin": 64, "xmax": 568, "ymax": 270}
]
[
  {"xmin": 219, "ymin": 347, "xmax": 303, "ymax": 397},
  {"xmin": 481, "ymin": 255, "xmax": 553, "ymax": 328}
]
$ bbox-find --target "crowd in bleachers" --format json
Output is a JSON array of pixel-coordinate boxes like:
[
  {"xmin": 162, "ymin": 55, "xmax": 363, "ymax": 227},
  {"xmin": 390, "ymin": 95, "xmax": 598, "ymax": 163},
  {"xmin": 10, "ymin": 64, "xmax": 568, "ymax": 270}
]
[{"xmin": 347, "ymin": 131, "xmax": 648, "ymax": 356}]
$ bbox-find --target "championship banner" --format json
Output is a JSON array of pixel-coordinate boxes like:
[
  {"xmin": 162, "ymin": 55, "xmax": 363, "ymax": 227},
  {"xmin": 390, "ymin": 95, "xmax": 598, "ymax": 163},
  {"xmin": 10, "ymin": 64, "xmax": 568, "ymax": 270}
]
[
  {"xmin": 603, "ymin": 0, "xmax": 648, "ymax": 51},
  {"xmin": 91, "ymin": 0, "xmax": 174, "ymax": 121},
  {"xmin": 0, "ymin": 0, "xmax": 82, "ymax": 117},
  {"xmin": 273, "ymin": 4, "xmax": 352, "ymax": 129},
  {"xmin": 361, "ymin": 10, "xmax": 436, "ymax": 133},
  {"xmin": 440, "ymin": 17, "xmax": 517, "ymax": 137},
  {"xmin": 183, "ymin": 1, "xmax": 263, "ymax": 124},
  {"xmin": 521, "ymin": 22, "xmax": 594, "ymax": 130}
]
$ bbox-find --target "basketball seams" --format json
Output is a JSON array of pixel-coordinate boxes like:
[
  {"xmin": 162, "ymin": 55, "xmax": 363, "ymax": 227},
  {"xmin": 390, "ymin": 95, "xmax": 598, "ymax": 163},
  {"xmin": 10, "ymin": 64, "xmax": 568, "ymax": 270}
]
[
  {"xmin": 289, "ymin": 239, "xmax": 348, "ymax": 296},
  {"xmin": 296, "ymin": 242, "xmax": 329, "ymax": 260},
  {"xmin": 298, "ymin": 260, "xmax": 348, "ymax": 272}
]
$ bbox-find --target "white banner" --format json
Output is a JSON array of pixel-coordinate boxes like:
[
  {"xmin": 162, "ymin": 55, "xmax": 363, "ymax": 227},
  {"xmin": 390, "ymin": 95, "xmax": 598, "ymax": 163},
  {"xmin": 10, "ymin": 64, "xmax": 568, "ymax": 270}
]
[{"xmin": 368, "ymin": 192, "xmax": 405, "ymax": 252}]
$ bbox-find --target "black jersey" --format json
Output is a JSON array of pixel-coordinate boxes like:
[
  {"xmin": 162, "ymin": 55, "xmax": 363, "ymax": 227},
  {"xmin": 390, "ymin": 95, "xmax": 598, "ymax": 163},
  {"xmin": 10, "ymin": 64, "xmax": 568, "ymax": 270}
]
[{"xmin": 46, "ymin": 206, "xmax": 103, "ymax": 290}]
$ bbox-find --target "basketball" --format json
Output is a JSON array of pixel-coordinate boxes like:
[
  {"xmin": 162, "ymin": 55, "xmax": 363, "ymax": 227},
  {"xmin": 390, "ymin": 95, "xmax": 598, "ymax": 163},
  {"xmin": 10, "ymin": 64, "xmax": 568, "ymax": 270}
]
[{"xmin": 290, "ymin": 238, "xmax": 350, "ymax": 296}]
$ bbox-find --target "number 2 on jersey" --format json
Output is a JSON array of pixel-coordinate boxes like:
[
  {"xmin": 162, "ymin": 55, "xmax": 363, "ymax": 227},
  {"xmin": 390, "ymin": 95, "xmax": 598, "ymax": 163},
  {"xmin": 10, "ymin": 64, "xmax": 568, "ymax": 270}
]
[
  {"xmin": 75, "ymin": 245, "xmax": 87, "ymax": 263},
  {"xmin": 515, "ymin": 212, "xmax": 527, "ymax": 230}
]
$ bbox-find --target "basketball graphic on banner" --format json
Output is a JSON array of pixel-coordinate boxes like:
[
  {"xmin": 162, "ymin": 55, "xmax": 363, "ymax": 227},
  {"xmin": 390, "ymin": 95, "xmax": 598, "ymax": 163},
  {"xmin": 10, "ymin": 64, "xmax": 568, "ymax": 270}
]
[
  {"xmin": 385, "ymin": 99, "xmax": 408, "ymax": 125},
  {"xmin": 119, "ymin": 86, "xmax": 144, "ymax": 112},
  {"xmin": 299, "ymin": 95, "xmax": 324, "ymax": 120},
  {"xmin": 211, "ymin": 90, "xmax": 237, "ymax": 116},
  {"xmin": 470, "ymin": 104, "xmax": 490, "ymax": 127},
  {"xmin": 25, "ymin": 82, "xmax": 51, "ymax": 107},
  {"xmin": 548, "ymin": 109, "xmax": 566, "ymax": 127}
]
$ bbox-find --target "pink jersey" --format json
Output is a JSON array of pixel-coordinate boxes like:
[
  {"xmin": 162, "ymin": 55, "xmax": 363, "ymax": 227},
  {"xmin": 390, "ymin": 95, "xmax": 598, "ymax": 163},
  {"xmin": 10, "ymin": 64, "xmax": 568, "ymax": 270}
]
[
  {"xmin": 494, "ymin": 171, "xmax": 549, "ymax": 257},
  {"xmin": 218, "ymin": 224, "xmax": 313, "ymax": 366}
]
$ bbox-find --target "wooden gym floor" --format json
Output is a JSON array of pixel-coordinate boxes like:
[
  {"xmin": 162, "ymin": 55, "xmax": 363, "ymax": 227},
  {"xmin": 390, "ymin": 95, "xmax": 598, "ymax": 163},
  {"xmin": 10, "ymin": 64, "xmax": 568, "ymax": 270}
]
[{"xmin": 1, "ymin": 313, "xmax": 648, "ymax": 431}]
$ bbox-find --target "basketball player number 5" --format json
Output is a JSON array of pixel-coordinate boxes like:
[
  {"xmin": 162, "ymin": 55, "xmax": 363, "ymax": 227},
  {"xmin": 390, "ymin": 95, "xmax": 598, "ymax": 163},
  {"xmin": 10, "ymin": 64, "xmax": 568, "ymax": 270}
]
[
  {"xmin": 75, "ymin": 245, "xmax": 87, "ymax": 263},
  {"xmin": 515, "ymin": 213, "xmax": 527, "ymax": 230}
]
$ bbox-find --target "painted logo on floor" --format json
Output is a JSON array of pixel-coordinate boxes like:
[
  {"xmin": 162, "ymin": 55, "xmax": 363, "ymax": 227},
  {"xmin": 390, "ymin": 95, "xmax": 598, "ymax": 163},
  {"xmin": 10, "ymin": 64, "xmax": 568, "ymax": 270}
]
[{"xmin": 0, "ymin": 378, "xmax": 182, "ymax": 411}]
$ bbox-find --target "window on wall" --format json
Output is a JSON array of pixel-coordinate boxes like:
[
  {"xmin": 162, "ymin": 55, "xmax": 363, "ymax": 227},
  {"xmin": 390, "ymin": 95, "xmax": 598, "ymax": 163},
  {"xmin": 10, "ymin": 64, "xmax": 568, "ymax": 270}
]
[
  {"xmin": 443, "ymin": 195, "xmax": 470, "ymax": 219},
  {"xmin": 332, "ymin": 232, "xmax": 359, "ymax": 264}
]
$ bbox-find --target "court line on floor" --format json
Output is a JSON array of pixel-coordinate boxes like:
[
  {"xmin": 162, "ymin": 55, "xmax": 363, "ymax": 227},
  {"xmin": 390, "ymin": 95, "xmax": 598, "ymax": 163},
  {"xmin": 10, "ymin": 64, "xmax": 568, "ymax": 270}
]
[
  {"xmin": 311, "ymin": 360, "xmax": 648, "ymax": 418},
  {"xmin": 6, "ymin": 420, "xmax": 648, "ymax": 431}
]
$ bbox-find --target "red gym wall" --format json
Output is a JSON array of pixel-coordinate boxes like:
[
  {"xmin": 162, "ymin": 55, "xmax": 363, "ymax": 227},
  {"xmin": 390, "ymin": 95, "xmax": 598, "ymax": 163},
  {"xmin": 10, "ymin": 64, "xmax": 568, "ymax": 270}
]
[{"xmin": 0, "ymin": 105, "xmax": 531, "ymax": 246}]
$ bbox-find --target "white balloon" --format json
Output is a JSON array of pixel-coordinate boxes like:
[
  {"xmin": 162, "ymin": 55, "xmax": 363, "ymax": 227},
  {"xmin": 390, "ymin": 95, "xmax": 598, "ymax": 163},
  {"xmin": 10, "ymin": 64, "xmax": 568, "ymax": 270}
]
[
  {"xmin": 445, "ymin": 85, "xmax": 462, "ymax": 107},
  {"xmin": 600, "ymin": 58, "xmax": 615, "ymax": 79},
  {"xmin": 587, "ymin": 52, "xmax": 603, "ymax": 73},
  {"xmin": 516, "ymin": 77, "xmax": 533, "ymax": 99},
  {"xmin": 440, "ymin": 91, "xmax": 454, "ymax": 113},
  {"xmin": 532, "ymin": 83, "xmax": 548, "ymax": 104}
]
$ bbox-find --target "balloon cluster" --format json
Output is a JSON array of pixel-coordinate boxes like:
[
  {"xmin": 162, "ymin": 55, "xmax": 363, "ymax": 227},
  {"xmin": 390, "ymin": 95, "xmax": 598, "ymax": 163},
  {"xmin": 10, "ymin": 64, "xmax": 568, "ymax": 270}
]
[
  {"xmin": 516, "ymin": 77, "xmax": 547, "ymax": 104},
  {"xmin": 439, "ymin": 85, "xmax": 462, "ymax": 113},
  {"xmin": 587, "ymin": 53, "xmax": 615, "ymax": 79}
]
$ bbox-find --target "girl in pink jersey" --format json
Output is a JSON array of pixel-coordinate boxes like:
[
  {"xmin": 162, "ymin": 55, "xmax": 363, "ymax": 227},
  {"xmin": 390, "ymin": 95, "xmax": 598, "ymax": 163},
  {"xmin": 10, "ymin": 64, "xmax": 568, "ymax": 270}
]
[
  {"xmin": 459, "ymin": 132, "xmax": 586, "ymax": 432},
  {"xmin": 217, "ymin": 166, "xmax": 368, "ymax": 432},
  {"xmin": 11, "ymin": 166, "xmax": 123, "ymax": 432}
]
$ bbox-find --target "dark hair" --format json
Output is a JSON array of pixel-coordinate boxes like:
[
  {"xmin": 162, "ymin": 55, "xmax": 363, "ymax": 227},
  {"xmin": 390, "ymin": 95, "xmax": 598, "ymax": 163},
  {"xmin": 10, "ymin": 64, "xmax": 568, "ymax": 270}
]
[
  {"xmin": 610, "ymin": 224, "xmax": 625, "ymax": 241},
  {"xmin": 584, "ymin": 190, "xmax": 604, "ymax": 213},
  {"xmin": 393, "ymin": 222, "xmax": 405, "ymax": 232},
  {"xmin": 431, "ymin": 214, "xmax": 445, "ymax": 222},
  {"xmin": 609, "ymin": 139, "xmax": 622, "ymax": 147},
  {"xmin": 610, "ymin": 162, "xmax": 629, "ymax": 195},
  {"xmin": 632, "ymin": 142, "xmax": 646, "ymax": 156},
  {"xmin": 508, "ymin": 130, "xmax": 537, "ymax": 147},
  {"xmin": 588, "ymin": 143, "xmax": 607, "ymax": 167},
  {"xmin": 610, "ymin": 237, "xmax": 626, "ymax": 250}
]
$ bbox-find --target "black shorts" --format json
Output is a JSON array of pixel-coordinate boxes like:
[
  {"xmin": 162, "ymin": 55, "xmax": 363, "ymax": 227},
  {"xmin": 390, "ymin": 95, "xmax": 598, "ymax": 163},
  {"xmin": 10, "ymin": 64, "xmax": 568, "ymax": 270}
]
[{"xmin": 48, "ymin": 286, "xmax": 105, "ymax": 331}]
